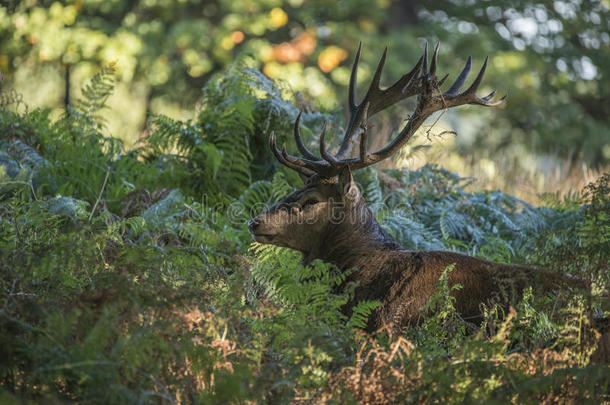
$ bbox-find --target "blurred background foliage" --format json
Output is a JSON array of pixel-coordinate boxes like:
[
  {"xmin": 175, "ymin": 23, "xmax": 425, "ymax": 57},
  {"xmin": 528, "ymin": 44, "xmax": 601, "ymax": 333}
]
[{"xmin": 0, "ymin": 0, "xmax": 608, "ymax": 200}]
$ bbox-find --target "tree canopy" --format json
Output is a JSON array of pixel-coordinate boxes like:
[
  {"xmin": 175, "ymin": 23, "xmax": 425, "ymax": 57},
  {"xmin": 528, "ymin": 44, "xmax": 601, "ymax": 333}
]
[{"xmin": 1, "ymin": 0, "xmax": 608, "ymax": 166}]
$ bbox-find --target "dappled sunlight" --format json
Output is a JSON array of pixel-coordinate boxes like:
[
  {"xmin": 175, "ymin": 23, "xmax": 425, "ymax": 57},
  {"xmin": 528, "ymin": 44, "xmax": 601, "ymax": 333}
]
[
  {"xmin": 2, "ymin": 0, "xmax": 607, "ymax": 170},
  {"xmin": 391, "ymin": 116, "xmax": 606, "ymax": 203}
]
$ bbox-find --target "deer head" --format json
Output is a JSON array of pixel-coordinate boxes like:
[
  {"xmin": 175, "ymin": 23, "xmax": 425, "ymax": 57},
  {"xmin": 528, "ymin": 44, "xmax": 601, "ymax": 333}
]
[{"xmin": 248, "ymin": 42, "xmax": 504, "ymax": 263}]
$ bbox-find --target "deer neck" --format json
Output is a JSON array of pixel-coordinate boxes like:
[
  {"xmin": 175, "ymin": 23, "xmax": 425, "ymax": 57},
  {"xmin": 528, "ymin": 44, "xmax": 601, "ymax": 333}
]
[{"xmin": 302, "ymin": 202, "xmax": 401, "ymax": 269}]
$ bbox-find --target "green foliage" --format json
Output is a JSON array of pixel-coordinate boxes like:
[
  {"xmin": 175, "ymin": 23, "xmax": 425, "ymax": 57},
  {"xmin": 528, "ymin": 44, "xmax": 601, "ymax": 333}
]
[
  {"xmin": 1, "ymin": 65, "xmax": 608, "ymax": 403},
  {"xmin": 138, "ymin": 61, "xmax": 334, "ymax": 203},
  {"xmin": 2, "ymin": 0, "xmax": 608, "ymax": 169},
  {"xmin": 417, "ymin": 0, "xmax": 610, "ymax": 166},
  {"xmin": 417, "ymin": 264, "xmax": 467, "ymax": 350},
  {"xmin": 0, "ymin": 0, "xmax": 387, "ymax": 146},
  {"xmin": 531, "ymin": 173, "xmax": 610, "ymax": 292},
  {"xmin": 73, "ymin": 64, "xmax": 116, "ymax": 121}
]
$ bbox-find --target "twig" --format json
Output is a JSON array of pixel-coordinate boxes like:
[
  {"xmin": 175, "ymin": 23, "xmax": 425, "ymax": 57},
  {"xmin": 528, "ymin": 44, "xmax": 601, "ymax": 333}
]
[
  {"xmin": 425, "ymin": 79, "xmax": 457, "ymax": 141},
  {"xmin": 89, "ymin": 165, "xmax": 111, "ymax": 222},
  {"xmin": 1, "ymin": 180, "xmax": 38, "ymax": 200}
]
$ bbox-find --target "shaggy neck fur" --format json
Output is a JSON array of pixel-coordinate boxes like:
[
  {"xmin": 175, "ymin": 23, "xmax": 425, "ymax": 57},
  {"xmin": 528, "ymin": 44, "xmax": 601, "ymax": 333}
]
[{"xmin": 302, "ymin": 199, "xmax": 401, "ymax": 268}]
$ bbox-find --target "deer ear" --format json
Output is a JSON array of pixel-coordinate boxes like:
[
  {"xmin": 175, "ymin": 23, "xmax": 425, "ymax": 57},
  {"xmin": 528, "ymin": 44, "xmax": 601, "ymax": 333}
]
[{"xmin": 338, "ymin": 166, "xmax": 360, "ymax": 204}]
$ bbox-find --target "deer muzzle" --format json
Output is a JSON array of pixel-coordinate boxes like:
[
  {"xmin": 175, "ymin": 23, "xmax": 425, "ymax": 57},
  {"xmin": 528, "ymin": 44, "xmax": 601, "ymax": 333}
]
[{"xmin": 247, "ymin": 216, "xmax": 277, "ymax": 243}]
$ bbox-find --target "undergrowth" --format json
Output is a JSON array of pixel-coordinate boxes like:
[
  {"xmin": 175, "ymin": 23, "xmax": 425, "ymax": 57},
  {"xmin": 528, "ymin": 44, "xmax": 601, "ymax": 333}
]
[{"xmin": 0, "ymin": 63, "xmax": 608, "ymax": 403}]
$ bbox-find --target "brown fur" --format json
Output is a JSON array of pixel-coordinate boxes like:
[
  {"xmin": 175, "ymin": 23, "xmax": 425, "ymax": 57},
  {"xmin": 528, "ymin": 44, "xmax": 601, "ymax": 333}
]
[
  {"xmin": 248, "ymin": 172, "xmax": 570, "ymax": 332},
  {"xmin": 336, "ymin": 248, "xmax": 535, "ymax": 331}
]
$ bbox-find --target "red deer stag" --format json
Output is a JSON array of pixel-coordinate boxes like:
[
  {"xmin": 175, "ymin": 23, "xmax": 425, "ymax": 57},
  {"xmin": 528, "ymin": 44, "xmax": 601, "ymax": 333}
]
[{"xmin": 248, "ymin": 43, "xmax": 577, "ymax": 332}]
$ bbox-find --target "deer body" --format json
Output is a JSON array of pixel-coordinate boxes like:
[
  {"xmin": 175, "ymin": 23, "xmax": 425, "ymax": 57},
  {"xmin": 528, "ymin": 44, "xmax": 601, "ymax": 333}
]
[
  {"xmin": 248, "ymin": 43, "xmax": 545, "ymax": 332},
  {"xmin": 310, "ymin": 217, "xmax": 502, "ymax": 329},
  {"xmin": 250, "ymin": 172, "xmax": 536, "ymax": 331},
  {"xmin": 307, "ymin": 207, "xmax": 537, "ymax": 330}
]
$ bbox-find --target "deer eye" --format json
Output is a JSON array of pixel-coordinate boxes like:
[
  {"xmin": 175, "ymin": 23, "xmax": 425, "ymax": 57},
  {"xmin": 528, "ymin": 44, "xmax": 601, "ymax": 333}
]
[{"xmin": 301, "ymin": 197, "xmax": 320, "ymax": 207}]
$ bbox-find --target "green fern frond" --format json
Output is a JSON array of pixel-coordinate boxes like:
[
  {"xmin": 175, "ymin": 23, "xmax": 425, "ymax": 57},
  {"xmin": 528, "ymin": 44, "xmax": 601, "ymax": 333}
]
[
  {"xmin": 347, "ymin": 300, "xmax": 381, "ymax": 329},
  {"xmin": 354, "ymin": 167, "xmax": 384, "ymax": 212},
  {"xmin": 74, "ymin": 64, "xmax": 116, "ymax": 120}
]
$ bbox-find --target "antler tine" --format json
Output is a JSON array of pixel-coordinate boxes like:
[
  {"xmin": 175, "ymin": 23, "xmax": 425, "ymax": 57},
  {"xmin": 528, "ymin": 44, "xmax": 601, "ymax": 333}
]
[
  {"xmin": 359, "ymin": 102, "xmax": 370, "ymax": 162},
  {"xmin": 370, "ymin": 47, "xmax": 388, "ymax": 94},
  {"xmin": 369, "ymin": 54, "xmax": 424, "ymax": 114},
  {"xmin": 463, "ymin": 56, "xmax": 488, "ymax": 95},
  {"xmin": 269, "ymin": 132, "xmax": 316, "ymax": 176},
  {"xmin": 319, "ymin": 123, "xmax": 340, "ymax": 164},
  {"xmin": 280, "ymin": 145, "xmax": 323, "ymax": 169},
  {"xmin": 444, "ymin": 56, "xmax": 472, "ymax": 96},
  {"xmin": 336, "ymin": 45, "xmax": 425, "ymax": 159},
  {"xmin": 348, "ymin": 111, "xmax": 429, "ymax": 171},
  {"xmin": 475, "ymin": 92, "xmax": 507, "ymax": 107},
  {"xmin": 458, "ymin": 57, "xmax": 507, "ymax": 107},
  {"xmin": 422, "ymin": 42, "xmax": 428, "ymax": 74},
  {"xmin": 294, "ymin": 111, "xmax": 321, "ymax": 161},
  {"xmin": 476, "ymin": 90, "xmax": 506, "ymax": 106},
  {"xmin": 440, "ymin": 57, "xmax": 506, "ymax": 109},
  {"xmin": 437, "ymin": 73, "xmax": 449, "ymax": 87},
  {"xmin": 429, "ymin": 42, "xmax": 439, "ymax": 76},
  {"xmin": 481, "ymin": 89, "xmax": 497, "ymax": 101},
  {"xmin": 349, "ymin": 42, "xmax": 362, "ymax": 111}
]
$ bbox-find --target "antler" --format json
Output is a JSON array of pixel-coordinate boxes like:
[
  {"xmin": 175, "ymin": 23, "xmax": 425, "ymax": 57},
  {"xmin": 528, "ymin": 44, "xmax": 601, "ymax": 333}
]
[
  {"xmin": 335, "ymin": 42, "xmax": 425, "ymax": 158},
  {"xmin": 270, "ymin": 42, "xmax": 505, "ymax": 179}
]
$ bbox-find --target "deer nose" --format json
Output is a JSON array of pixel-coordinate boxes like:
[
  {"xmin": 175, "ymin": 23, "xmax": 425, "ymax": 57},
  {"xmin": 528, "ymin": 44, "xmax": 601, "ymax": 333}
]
[{"xmin": 248, "ymin": 217, "xmax": 261, "ymax": 233}]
